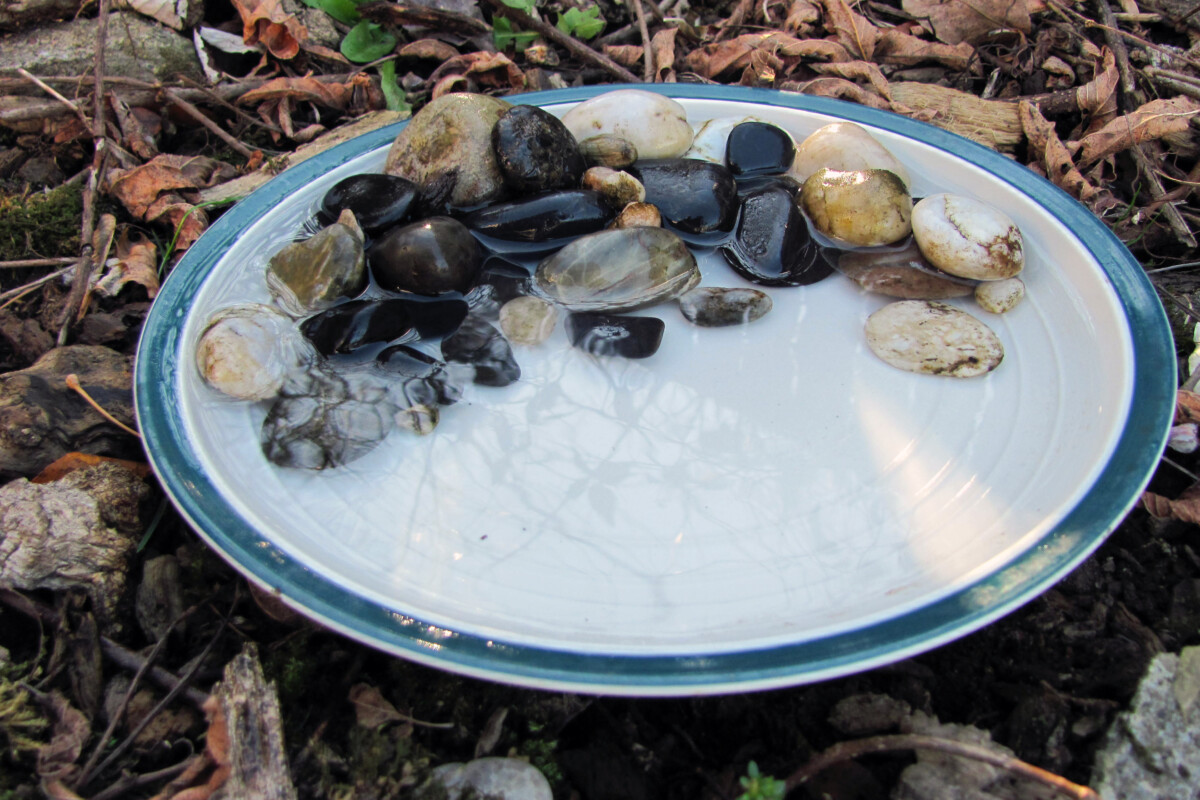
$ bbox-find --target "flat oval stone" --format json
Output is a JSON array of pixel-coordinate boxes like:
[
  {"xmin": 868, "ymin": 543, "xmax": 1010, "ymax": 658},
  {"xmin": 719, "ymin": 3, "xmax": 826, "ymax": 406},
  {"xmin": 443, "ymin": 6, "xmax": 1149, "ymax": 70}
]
[
  {"xmin": 368, "ymin": 217, "xmax": 481, "ymax": 295},
  {"xmin": 299, "ymin": 300, "xmax": 412, "ymax": 355},
  {"xmin": 534, "ymin": 227, "xmax": 700, "ymax": 312},
  {"xmin": 492, "ymin": 104, "xmax": 585, "ymax": 193},
  {"xmin": 567, "ymin": 312, "xmax": 665, "ymax": 358},
  {"xmin": 562, "ymin": 89, "xmax": 693, "ymax": 159},
  {"xmin": 678, "ymin": 287, "xmax": 772, "ymax": 327},
  {"xmin": 726, "ymin": 121, "xmax": 795, "ymax": 178},
  {"xmin": 266, "ymin": 211, "xmax": 367, "ymax": 315},
  {"xmin": 911, "ymin": 194, "xmax": 1024, "ymax": 280},
  {"xmin": 633, "ymin": 158, "xmax": 738, "ymax": 237},
  {"xmin": 499, "ymin": 296, "xmax": 558, "ymax": 345},
  {"xmin": 384, "ymin": 93, "xmax": 512, "ymax": 208},
  {"xmin": 790, "ymin": 121, "xmax": 911, "ymax": 188},
  {"xmin": 836, "ymin": 241, "xmax": 975, "ymax": 299},
  {"xmin": 578, "ymin": 134, "xmax": 638, "ymax": 168},
  {"xmin": 441, "ymin": 315, "xmax": 521, "ymax": 386},
  {"xmin": 865, "ymin": 300, "xmax": 1004, "ymax": 377},
  {"xmin": 319, "ymin": 174, "xmax": 415, "ymax": 234}
]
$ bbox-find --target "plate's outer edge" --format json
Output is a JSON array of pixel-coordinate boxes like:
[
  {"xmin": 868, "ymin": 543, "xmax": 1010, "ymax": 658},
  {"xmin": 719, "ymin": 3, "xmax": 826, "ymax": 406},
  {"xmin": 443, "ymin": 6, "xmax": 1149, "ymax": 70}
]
[{"xmin": 135, "ymin": 84, "xmax": 1175, "ymax": 695}]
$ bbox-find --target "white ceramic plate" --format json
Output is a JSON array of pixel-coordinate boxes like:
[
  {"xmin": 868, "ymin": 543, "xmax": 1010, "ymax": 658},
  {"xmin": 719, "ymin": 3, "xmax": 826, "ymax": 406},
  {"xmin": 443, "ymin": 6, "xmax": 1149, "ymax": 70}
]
[{"xmin": 135, "ymin": 85, "xmax": 1174, "ymax": 695}]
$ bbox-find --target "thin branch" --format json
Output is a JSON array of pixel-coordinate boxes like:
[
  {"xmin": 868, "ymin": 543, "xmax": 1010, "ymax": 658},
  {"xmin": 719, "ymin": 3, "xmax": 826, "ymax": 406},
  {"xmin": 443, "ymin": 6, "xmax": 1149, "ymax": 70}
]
[
  {"xmin": 478, "ymin": 0, "xmax": 642, "ymax": 83},
  {"xmin": 14, "ymin": 68, "xmax": 89, "ymax": 127},
  {"xmin": 0, "ymin": 258, "xmax": 78, "ymax": 268},
  {"xmin": 784, "ymin": 734, "xmax": 1100, "ymax": 799},
  {"xmin": 0, "ymin": 266, "xmax": 72, "ymax": 311},
  {"xmin": 65, "ymin": 374, "xmax": 141, "ymax": 437},
  {"xmin": 89, "ymin": 758, "xmax": 195, "ymax": 800},
  {"xmin": 166, "ymin": 90, "xmax": 257, "ymax": 161},
  {"xmin": 632, "ymin": 0, "xmax": 656, "ymax": 81}
]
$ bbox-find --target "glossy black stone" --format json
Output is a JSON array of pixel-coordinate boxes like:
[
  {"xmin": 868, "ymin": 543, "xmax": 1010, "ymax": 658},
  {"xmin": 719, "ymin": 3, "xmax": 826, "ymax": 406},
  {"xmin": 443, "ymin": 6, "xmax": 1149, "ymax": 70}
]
[
  {"xmin": 299, "ymin": 300, "xmax": 411, "ymax": 355},
  {"xmin": 376, "ymin": 344, "xmax": 462, "ymax": 405},
  {"xmin": 492, "ymin": 105, "xmax": 585, "ymax": 193},
  {"xmin": 466, "ymin": 258, "xmax": 533, "ymax": 319},
  {"xmin": 720, "ymin": 186, "xmax": 831, "ymax": 287},
  {"xmin": 631, "ymin": 159, "xmax": 738, "ymax": 238},
  {"xmin": 566, "ymin": 313, "xmax": 665, "ymax": 359},
  {"xmin": 368, "ymin": 217, "xmax": 481, "ymax": 295},
  {"xmin": 462, "ymin": 190, "xmax": 613, "ymax": 243},
  {"xmin": 735, "ymin": 173, "xmax": 802, "ymax": 201},
  {"xmin": 725, "ymin": 121, "xmax": 796, "ymax": 178},
  {"xmin": 319, "ymin": 174, "xmax": 416, "ymax": 233},
  {"xmin": 441, "ymin": 315, "xmax": 521, "ymax": 387}
]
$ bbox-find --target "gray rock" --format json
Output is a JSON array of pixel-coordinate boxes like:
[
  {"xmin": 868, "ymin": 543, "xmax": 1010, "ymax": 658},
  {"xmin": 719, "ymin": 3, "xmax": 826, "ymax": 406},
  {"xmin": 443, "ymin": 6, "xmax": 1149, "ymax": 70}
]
[
  {"xmin": 431, "ymin": 757, "xmax": 553, "ymax": 800},
  {"xmin": 1091, "ymin": 648, "xmax": 1200, "ymax": 800},
  {"xmin": 0, "ymin": 11, "xmax": 203, "ymax": 84}
]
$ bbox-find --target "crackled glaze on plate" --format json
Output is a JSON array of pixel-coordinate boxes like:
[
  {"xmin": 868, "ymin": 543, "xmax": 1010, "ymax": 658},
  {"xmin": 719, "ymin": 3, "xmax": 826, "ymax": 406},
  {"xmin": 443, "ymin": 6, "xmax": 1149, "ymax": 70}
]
[{"xmin": 135, "ymin": 86, "xmax": 1174, "ymax": 694}]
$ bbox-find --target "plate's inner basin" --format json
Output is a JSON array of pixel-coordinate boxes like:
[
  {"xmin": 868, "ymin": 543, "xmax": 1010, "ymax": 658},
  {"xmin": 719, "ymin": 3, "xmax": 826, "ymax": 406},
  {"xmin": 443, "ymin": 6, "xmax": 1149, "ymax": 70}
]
[{"xmin": 180, "ymin": 99, "xmax": 1132, "ymax": 655}]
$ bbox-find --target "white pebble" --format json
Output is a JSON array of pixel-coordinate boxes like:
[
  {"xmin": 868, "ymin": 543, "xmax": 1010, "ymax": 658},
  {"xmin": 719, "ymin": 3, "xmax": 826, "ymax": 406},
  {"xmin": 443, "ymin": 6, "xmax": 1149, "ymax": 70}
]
[{"xmin": 865, "ymin": 300, "xmax": 1004, "ymax": 377}]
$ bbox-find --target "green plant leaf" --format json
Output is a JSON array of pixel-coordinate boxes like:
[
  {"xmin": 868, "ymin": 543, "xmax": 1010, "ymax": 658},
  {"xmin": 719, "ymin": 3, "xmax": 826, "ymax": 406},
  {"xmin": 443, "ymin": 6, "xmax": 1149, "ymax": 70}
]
[
  {"xmin": 378, "ymin": 60, "xmax": 411, "ymax": 115},
  {"xmin": 340, "ymin": 21, "xmax": 397, "ymax": 63},
  {"xmin": 556, "ymin": 6, "xmax": 605, "ymax": 39},
  {"xmin": 499, "ymin": 0, "xmax": 537, "ymax": 11},
  {"xmin": 493, "ymin": 16, "xmax": 540, "ymax": 51},
  {"xmin": 299, "ymin": 0, "xmax": 361, "ymax": 25}
]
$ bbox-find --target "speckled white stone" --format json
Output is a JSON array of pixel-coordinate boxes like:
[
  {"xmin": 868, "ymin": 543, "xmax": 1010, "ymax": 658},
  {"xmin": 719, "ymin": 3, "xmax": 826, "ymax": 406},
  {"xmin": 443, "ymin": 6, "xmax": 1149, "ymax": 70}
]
[{"xmin": 562, "ymin": 89, "xmax": 693, "ymax": 159}]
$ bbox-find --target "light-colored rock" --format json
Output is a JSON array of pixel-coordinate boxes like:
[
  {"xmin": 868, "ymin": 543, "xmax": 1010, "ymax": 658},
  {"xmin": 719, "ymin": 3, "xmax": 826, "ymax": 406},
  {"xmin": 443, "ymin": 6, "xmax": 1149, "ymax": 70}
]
[
  {"xmin": 499, "ymin": 296, "xmax": 558, "ymax": 345},
  {"xmin": 0, "ymin": 11, "xmax": 203, "ymax": 84},
  {"xmin": 685, "ymin": 115, "xmax": 764, "ymax": 163},
  {"xmin": 678, "ymin": 287, "xmax": 772, "ymax": 327},
  {"xmin": 801, "ymin": 168, "xmax": 912, "ymax": 247},
  {"xmin": 265, "ymin": 210, "xmax": 366, "ymax": 316},
  {"xmin": 865, "ymin": 301, "xmax": 1004, "ymax": 378},
  {"xmin": 581, "ymin": 166, "xmax": 644, "ymax": 208},
  {"xmin": 385, "ymin": 93, "xmax": 512, "ymax": 207},
  {"xmin": 790, "ymin": 121, "xmax": 911, "ymax": 188},
  {"xmin": 195, "ymin": 304, "xmax": 315, "ymax": 401},
  {"xmin": 562, "ymin": 89, "xmax": 693, "ymax": 159},
  {"xmin": 611, "ymin": 202, "xmax": 661, "ymax": 229},
  {"xmin": 912, "ymin": 194, "xmax": 1024, "ymax": 281},
  {"xmin": 432, "ymin": 757, "xmax": 553, "ymax": 800},
  {"xmin": 1091, "ymin": 648, "xmax": 1200, "ymax": 800},
  {"xmin": 975, "ymin": 278, "xmax": 1025, "ymax": 314}
]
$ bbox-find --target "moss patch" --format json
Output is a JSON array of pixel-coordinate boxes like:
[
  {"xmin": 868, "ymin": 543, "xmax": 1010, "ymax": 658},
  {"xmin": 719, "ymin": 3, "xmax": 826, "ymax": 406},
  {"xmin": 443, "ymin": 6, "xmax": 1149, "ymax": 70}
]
[{"xmin": 0, "ymin": 184, "xmax": 83, "ymax": 262}]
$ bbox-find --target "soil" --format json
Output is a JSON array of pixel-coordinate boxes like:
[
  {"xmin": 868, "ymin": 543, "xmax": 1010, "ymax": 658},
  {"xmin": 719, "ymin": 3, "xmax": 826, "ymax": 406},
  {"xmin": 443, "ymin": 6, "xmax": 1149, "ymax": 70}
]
[{"xmin": 1, "ymin": 0, "xmax": 1200, "ymax": 796}]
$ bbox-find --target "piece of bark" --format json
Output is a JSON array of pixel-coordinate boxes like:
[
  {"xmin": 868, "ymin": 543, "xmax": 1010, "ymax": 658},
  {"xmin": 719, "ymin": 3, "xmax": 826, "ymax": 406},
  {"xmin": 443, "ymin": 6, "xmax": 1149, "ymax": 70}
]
[
  {"xmin": 197, "ymin": 109, "xmax": 407, "ymax": 205},
  {"xmin": 0, "ymin": 464, "xmax": 147, "ymax": 625},
  {"xmin": 210, "ymin": 644, "xmax": 299, "ymax": 800},
  {"xmin": 891, "ymin": 82, "xmax": 1024, "ymax": 150},
  {"xmin": 0, "ymin": 345, "xmax": 138, "ymax": 479},
  {"xmin": 136, "ymin": 555, "xmax": 187, "ymax": 643}
]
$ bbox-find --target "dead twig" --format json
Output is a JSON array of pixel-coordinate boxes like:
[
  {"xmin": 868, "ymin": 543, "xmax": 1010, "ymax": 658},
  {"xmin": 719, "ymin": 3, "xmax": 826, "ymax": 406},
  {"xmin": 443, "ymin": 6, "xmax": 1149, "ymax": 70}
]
[
  {"xmin": 0, "ymin": 266, "xmax": 73, "ymax": 311},
  {"xmin": 14, "ymin": 68, "xmax": 89, "ymax": 128},
  {"xmin": 632, "ymin": 0, "xmax": 655, "ymax": 81},
  {"xmin": 165, "ymin": 89, "xmax": 258, "ymax": 161},
  {"xmin": 89, "ymin": 759, "xmax": 196, "ymax": 800},
  {"xmin": 356, "ymin": 1, "xmax": 491, "ymax": 35},
  {"xmin": 65, "ymin": 374, "xmax": 141, "ymax": 437},
  {"xmin": 784, "ymin": 734, "xmax": 1101, "ymax": 799},
  {"xmin": 478, "ymin": 0, "xmax": 642, "ymax": 83},
  {"xmin": 0, "ymin": 257, "xmax": 78, "ymax": 268}
]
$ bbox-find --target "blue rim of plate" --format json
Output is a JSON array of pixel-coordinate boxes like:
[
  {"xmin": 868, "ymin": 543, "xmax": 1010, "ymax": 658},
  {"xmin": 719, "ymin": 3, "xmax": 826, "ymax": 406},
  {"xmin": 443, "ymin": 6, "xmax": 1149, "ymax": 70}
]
[{"xmin": 134, "ymin": 84, "xmax": 1175, "ymax": 695}]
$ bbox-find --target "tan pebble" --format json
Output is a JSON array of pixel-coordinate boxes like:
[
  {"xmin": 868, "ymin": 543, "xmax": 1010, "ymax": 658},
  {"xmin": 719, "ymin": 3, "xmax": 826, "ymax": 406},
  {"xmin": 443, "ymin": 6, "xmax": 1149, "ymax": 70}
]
[
  {"xmin": 865, "ymin": 300, "xmax": 1003, "ymax": 378},
  {"xmin": 611, "ymin": 202, "xmax": 662, "ymax": 229},
  {"xmin": 499, "ymin": 296, "xmax": 559, "ymax": 345},
  {"xmin": 578, "ymin": 134, "xmax": 638, "ymax": 169},
  {"xmin": 974, "ymin": 277, "xmax": 1025, "ymax": 313},
  {"xmin": 800, "ymin": 168, "xmax": 912, "ymax": 247},
  {"xmin": 582, "ymin": 166, "xmax": 645, "ymax": 208}
]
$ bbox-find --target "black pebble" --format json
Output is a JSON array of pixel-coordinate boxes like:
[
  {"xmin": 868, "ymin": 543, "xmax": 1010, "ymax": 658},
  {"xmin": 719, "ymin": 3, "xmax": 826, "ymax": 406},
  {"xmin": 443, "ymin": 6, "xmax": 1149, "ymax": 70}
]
[
  {"xmin": 567, "ymin": 313, "xmax": 665, "ymax": 359},
  {"xmin": 320, "ymin": 174, "xmax": 416, "ymax": 233},
  {"xmin": 725, "ymin": 122, "xmax": 796, "ymax": 178}
]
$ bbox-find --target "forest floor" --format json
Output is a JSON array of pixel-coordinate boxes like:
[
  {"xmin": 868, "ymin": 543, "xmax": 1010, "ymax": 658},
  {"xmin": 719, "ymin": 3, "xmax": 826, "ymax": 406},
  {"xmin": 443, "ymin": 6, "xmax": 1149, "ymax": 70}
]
[{"xmin": 1, "ymin": 0, "xmax": 1200, "ymax": 797}]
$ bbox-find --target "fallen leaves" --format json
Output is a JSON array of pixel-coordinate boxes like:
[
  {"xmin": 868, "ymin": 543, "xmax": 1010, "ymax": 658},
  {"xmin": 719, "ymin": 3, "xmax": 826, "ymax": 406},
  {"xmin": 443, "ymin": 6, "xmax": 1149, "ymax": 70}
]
[
  {"xmin": 106, "ymin": 155, "xmax": 236, "ymax": 252},
  {"xmin": 230, "ymin": 0, "xmax": 308, "ymax": 59},
  {"xmin": 1073, "ymin": 96, "xmax": 1200, "ymax": 166},
  {"xmin": 902, "ymin": 0, "xmax": 1031, "ymax": 45}
]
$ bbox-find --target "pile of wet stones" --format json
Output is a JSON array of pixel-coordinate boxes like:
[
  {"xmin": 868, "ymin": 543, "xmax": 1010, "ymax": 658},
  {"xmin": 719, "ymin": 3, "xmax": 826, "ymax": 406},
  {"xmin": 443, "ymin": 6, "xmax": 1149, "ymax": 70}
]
[{"xmin": 195, "ymin": 89, "xmax": 1027, "ymax": 470}]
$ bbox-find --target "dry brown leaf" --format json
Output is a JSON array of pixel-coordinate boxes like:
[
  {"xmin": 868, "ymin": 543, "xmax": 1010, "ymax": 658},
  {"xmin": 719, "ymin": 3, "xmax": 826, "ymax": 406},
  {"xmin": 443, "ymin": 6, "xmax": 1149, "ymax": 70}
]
[
  {"xmin": 348, "ymin": 684, "xmax": 407, "ymax": 728},
  {"xmin": 902, "ymin": 0, "xmax": 1030, "ymax": 45},
  {"xmin": 1076, "ymin": 48, "xmax": 1119, "ymax": 130},
  {"xmin": 35, "ymin": 692, "xmax": 90, "ymax": 782},
  {"xmin": 1073, "ymin": 96, "xmax": 1200, "ymax": 165},
  {"xmin": 782, "ymin": 76, "xmax": 893, "ymax": 109},
  {"xmin": 230, "ymin": 0, "xmax": 307, "ymax": 59},
  {"xmin": 399, "ymin": 38, "xmax": 461, "ymax": 61},
  {"xmin": 873, "ymin": 28, "xmax": 976, "ymax": 70},
  {"xmin": 238, "ymin": 75, "xmax": 355, "ymax": 108},
  {"xmin": 1020, "ymin": 100, "xmax": 1105, "ymax": 201},
  {"xmin": 810, "ymin": 59, "xmax": 892, "ymax": 99},
  {"xmin": 1143, "ymin": 481, "xmax": 1200, "ymax": 524},
  {"xmin": 651, "ymin": 27, "xmax": 678, "ymax": 81},
  {"xmin": 110, "ymin": 95, "xmax": 159, "ymax": 160},
  {"xmin": 785, "ymin": 0, "xmax": 821, "ymax": 33},
  {"xmin": 95, "ymin": 230, "xmax": 160, "ymax": 299},
  {"xmin": 247, "ymin": 582, "xmax": 303, "ymax": 624},
  {"xmin": 740, "ymin": 47, "xmax": 784, "ymax": 85},
  {"xmin": 684, "ymin": 32, "xmax": 851, "ymax": 78},
  {"xmin": 32, "ymin": 453, "xmax": 151, "ymax": 484},
  {"xmin": 1176, "ymin": 389, "xmax": 1200, "ymax": 424},
  {"xmin": 427, "ymin": 52, "xmax": 526, "ymax": 93},
  {"xmin": 603, "ymin": 45, "xmax": 645, "ymax": 69},
  {"xmin": 817, "ymin": 0, "xmax": 878, "ymax": 60}
]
